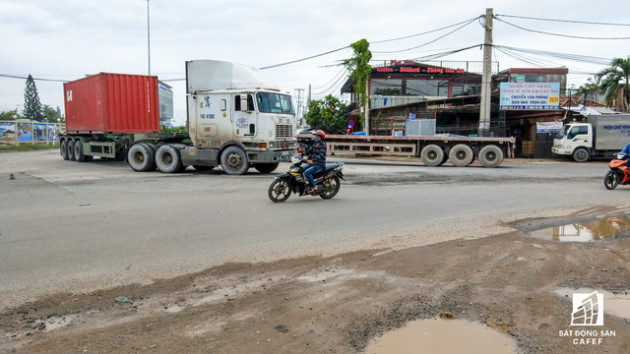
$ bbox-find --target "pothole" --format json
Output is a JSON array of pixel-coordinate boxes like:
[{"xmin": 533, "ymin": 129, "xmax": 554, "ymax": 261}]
[
  {"xmin": 526, "ymin": 215, "xmax": 630, "ymax": 242},
  {"xmin": 365, "ymin": 318, "xmax": 517, "ymax": 354}
]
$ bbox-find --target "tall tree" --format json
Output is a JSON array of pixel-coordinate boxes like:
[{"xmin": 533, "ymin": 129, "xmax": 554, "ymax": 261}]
[
  {"xmin": 305, "ymin": 95, "xmax": 350, "ymax": 134},
  {"xmin": 575, "ymin": 78, "xmax": 601, "ymax": 103},
  {"xmin": 23, "ymin": 74, "xmax": 44, "ymax": 121},
  {"xmin": 42, "ymin": 105, "xmax": 64, "ymax": 122},
  {"xmin": 596, "ymin": 57, "xmax": 630, "ymax": 112},
  {"xmin": 342, "ymin": 39, "xmax": 372, "ymax": 113}
]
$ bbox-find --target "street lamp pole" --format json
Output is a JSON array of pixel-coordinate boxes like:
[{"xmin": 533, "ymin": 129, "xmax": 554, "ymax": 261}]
[{"xmin": 147, "ymin": 0, "xmax": 151, "ymax": 76}]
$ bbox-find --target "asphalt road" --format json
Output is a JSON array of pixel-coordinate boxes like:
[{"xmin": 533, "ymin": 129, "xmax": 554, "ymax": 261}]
[{"xmin": 1, "ymin": 150, "xmax": 628, "ymax": 307}]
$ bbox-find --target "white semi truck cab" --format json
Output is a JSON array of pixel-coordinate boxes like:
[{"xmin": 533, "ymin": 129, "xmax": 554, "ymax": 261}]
[
  {"xmin": 552, "ymin": 114, "xmax": 630, "ymax": 162},
  {"xmin": 183, "ymin": 60, "xmax": 297, "ymax": 174}
]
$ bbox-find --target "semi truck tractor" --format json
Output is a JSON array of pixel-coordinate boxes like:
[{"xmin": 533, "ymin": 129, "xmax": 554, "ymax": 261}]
[
  {"xmin": 552, "ymin": 114, "xmax": 630, "ymax": 162},
  {"xmin": 60, "ymin": 60, "xmax": 297, "ymax": 174}
]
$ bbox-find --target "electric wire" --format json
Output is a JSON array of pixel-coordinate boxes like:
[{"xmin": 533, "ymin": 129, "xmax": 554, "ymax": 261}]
[
  {"xmin": 0, "ymin": 74, "xmax": 69, "ymax": 82},
  {"xmin": 493, "ymin": 45, "xmax": 612, "ymax": 65},
  {"xmin": 373, "ymin": 18, "xmax": 478, "ymax": 54},
  {"xmin": 260, "ymin": 17, "xmax": 481, "ymax": 70},
  {"xmin": 407, "ymin": 44, "xmax": 482, "ymax": 62},
  {"xmin": 259, "ymin": 46, "xmax": 350, "ymax": 70},
  {"xmin": 311, "ymin": 68, "xmax": 349, "ymax": 96},
  {"xmin": 311, "ymin": 67, "xmax": 348, "ymax": 91},
  {"xmin": 494, "ymin": 17, "xmax": 630, "ymax": 40},
  {"xmin": 495, "ymin": 14, "xmax": 630, "ymax": 27},
  {"xmin": 371, "ymin": 17, "xmax": 481, "ymax": 44}
]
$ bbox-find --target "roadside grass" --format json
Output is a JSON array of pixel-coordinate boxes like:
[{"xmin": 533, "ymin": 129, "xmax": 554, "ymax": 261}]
[{"xmin": 0, "ymin": 144, "xmax": 60, "ymax": 152}]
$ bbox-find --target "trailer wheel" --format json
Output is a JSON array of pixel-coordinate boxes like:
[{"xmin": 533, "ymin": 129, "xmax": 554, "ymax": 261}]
[
  {"xmin": 60, "ymin": 139, "xmax": 69, "ymax": 160},
  {"xmin": 420, "ymin": 144, "xmax": 445, "ymax": 167},
  {"xmin": 221, "ymin": 146, "xmax": 249, "ymax": 175},
  {"xmin": 449, "ymin": 144, "xmax": 474, "ymax": 167},
  {"xmin": 66, "ymin": 139, "xmax": 76, "ymax": 161},
  {"xmin": 479, "ymin": 145, "xmax": 504, "ymax": 168},
  {"xmin": 74, "ymin": 140, "xmax": 87, "ymax": 162},
  {"xmin": 155, "ymin": 144, "xmax": 183, "ymax": 173},
  {"xmin": 127, "ymin": 143, "xmax": 155, "ymax": 172},
  {"xmin": 572, "ymin": 148, "xmax": 590, "ymax": 163},
  {"xmin": 141, "ymin": 143, "xmax": 157, "ymax": 170},
  {"xmin": 253, "ymin": 162, "xmax": 279, "ymax": 174}
]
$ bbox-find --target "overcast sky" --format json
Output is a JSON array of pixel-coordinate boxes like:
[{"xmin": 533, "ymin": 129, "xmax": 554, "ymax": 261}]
[{"xmin": 1, "ymin": 0, "xmax": 629, "ymax": 125}]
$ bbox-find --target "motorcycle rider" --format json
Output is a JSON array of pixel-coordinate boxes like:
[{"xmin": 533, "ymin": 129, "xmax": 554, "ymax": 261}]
[
  {"xmin": 300, "ymin": 130, "xmax": 327, "ymax": 194},
  {"xmin": 621, "ymin": 142, "xmax": 630, "ymax": 167}
]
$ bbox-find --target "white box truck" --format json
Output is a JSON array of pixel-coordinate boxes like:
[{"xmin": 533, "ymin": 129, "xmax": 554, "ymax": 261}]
[{"xmin": 552, "ymin": 114, "xmax": 630, "ymax": 162}]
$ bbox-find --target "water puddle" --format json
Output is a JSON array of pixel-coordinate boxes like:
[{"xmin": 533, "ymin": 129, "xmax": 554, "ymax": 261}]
[
  {"xmin": 526, "ymin": 215, "xmax": 630, "ymax": 242},
  {"xmin": 555, "ymin": 288, "xmax": 630, "ymax": 320},
  {"xmin": 365, "ymin": 319, "xmax": 517, "ymax": 354}
]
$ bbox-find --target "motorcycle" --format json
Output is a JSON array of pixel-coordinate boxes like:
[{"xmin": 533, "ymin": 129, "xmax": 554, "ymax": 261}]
[
  {"xmin": 268, "ymin": 155, "xmax": 344, "ymax": 202},
  {"xmin": 604, "ymin": 152, "xmax": 630, "ymax": 190}
]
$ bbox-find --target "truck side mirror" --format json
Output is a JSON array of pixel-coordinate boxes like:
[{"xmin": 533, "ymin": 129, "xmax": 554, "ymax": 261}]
[
  {"xmin": 240, "ymin": 96, "xmax": 248, "ymax": 112},
  {"xmin": 240, "ymin": 95, "xmax": 254, "ymax": 113}
]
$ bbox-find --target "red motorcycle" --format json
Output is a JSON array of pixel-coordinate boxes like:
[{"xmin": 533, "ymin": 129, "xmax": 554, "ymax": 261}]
[{"xmin": 604, "ymin": 152, "xmax": 630, "ymax": 190}]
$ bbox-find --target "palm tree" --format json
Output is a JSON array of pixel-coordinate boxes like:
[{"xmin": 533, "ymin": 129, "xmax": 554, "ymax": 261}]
[{"xmin": 596, "ymin": 57, "xmax": 630, "ymax": 112}]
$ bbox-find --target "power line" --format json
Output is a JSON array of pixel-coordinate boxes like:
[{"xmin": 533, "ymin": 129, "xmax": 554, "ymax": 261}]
[
  {"xmin": 371, "ymin": 17, "xmax": 480, "ymax": 44},
  {"xmin": 495, "ymin": 14, "xmax": 630, "ymax": 27},
  {"xmin": 312, "ymin": 69, "xmax": 350, "ymax": 96},
  {"xmin": 373, "ymin": 18, "xmax": 478, "ymax": 54},
  {"xmin": 0, "ymin": 74, "xmax": 69, "ymax": 82},
  {"xmin": 493, "ymin": 45, "xmax": 612, "ymax": 65},
  {"xmin": 259, "ymin": 46, "xmax": 350, "ymax": 70},
  {"xmin": 311, "ymin": 67, "xmax": 348, "ymax": 91},
  {"xmin": 260, "ymin": 17, "xmax": 481, "ymax": 70},
  {"xmin": 407, "ymin": 44, "xmax": 482, "ymax": 62},
  {"xmin": 494, "ymin": 17, "xmax": 630, "ymax": 40}
]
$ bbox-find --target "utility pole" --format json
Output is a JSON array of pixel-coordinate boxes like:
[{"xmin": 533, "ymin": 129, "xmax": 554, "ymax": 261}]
[
  {"xmin": 364, "ymin": 82, "xmax": 370, "ymax": 135},
  {"xmin": 479, "ymin": 8, "xmax": 493, "ymax": 136},
  {"xmin": 147, "ymin": 0, "xmax": 151, "ymax": 75},
  {"xmin": 294, "ymin": 88, "xmax": 305, "ymax": 128}
]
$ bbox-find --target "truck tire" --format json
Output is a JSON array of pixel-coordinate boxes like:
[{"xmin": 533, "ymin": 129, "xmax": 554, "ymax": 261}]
[
  {"xmin": 155, "ymin": 144, "xmax": 183, "ymax": 173},
  {"xmin": 421, "ymin": 144, "xmax": 445, "ymax": 167},
  {"xmin": 479, "ymin": 145, "xmax": 503, "ymax": 168},
  {"xmin": 253, "ymin": 162, "xmax": 279, "ymax": 174},
  {"xmin": 66, "ymin": 139, "xmax": 76, "ymax": 161},
  {"xmin": 60, "ymin": 139, "xmax": 69, "ymax": 160},
  {"xmin": 449, "ymin": 144, "xmax": 474, "ymax": 167},
  {"xmin": 572, "ymin": 148, "xmax": 590, "ymax": 162},
  {"xmin": 221, "ymin": 146, "xmax": 249, "ymax": 175},
  {"xmin": 127, "ymin": 143, "xmax": 155, "ymax": 172},
  {"xmin": 74, "ymin": 140, "xmax": 87, "ymax": 162}
]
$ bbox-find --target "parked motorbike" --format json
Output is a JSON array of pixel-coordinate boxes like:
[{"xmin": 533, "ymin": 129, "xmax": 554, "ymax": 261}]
[
  {"xmin": 604, "ymin": 152, "xmax": 630, "ymax": 190},
  {"xmin": 268, "ymin": 155, "xmax": 344, "ymax": 202}
]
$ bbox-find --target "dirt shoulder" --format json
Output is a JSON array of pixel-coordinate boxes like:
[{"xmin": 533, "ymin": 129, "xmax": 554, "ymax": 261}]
[{"xmin": 2, "ymin": 210, "xmax": 630, "ymax": 353}]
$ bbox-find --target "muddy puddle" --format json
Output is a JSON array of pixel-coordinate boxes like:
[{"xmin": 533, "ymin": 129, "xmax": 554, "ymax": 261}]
[
  {"xmin": 364, "ymin": 319, "xmax": 517, "ymax": 354},
  {"xmin": 526, "ymin": 215, "xmax": 630, "ymax": 242}
]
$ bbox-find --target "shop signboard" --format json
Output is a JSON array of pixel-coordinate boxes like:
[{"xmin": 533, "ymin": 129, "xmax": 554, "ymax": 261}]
[{"xmin": 500, "ymin": 82, "xmax": 560, "ymax": 110}]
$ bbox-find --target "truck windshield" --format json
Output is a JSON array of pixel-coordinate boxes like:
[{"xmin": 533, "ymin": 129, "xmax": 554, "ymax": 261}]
[
  {"xmin": 256, "ymin": 92, "xmax": 295, "ymax": 114},
  {"xmin": 556, "ymin": 125, "xmax": 570, "ymax": 139}
]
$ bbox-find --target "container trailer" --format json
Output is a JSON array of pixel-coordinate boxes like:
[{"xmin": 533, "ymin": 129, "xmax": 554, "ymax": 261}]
[{"xmin": 60, "ymin": 60, "xmax": 297, "ymax": 174}]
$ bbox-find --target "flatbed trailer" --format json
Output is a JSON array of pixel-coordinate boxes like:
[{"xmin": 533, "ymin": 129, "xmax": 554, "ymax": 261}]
[{"xmin": 316, "ymin": 134, "xmax": 515, "ymax": 167}]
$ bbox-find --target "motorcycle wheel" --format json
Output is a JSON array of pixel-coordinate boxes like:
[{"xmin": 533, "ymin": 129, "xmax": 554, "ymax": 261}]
[
  {"xmin": 319, "ymin": 176, "xmax": 341, "ymax": 200},
  {"xmin": 604, "ymin": 171, "xmax": 619, "ymax": 190},
  {"xmin": 268, "ymin": 179, "xmax": 292, "ymax": 203}
]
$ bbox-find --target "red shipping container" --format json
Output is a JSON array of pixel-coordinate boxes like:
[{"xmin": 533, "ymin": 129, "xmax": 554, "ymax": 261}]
[{"xmin": 63, "ymin": 73, "xmax": 160, "ymax": 134}]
